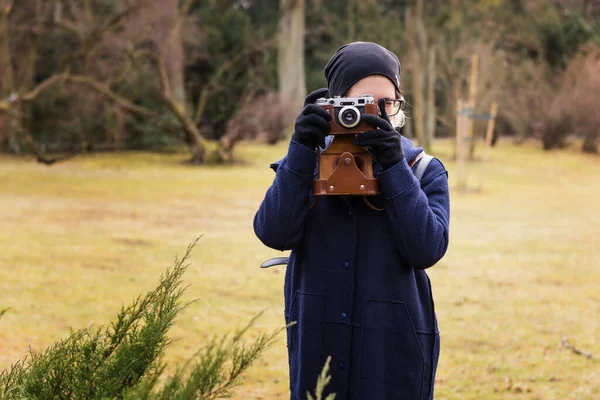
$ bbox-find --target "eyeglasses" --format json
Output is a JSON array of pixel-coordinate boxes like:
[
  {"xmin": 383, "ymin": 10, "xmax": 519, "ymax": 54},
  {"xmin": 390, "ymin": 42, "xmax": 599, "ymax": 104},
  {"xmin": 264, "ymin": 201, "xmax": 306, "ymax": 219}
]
[{"xmin": 382, "ymin": 95, "xmax": 405, "ymax": 116}]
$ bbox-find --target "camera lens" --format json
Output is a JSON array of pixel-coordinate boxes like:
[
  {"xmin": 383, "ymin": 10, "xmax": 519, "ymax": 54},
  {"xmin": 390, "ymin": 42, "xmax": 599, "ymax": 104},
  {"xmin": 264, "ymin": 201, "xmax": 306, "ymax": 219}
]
[
  {"xmin": 342, "ymin": 109, "xmax": 357, "ymax": 123},
  {"xmin": 338, "ymin": 106, "xmax": 361, "ymax": 129}
]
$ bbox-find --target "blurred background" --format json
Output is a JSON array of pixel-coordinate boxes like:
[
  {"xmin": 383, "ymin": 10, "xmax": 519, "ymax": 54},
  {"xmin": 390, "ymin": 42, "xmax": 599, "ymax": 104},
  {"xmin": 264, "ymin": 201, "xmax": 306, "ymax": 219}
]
[
  {"xmin": 2, "ymin": 0, "xmax": 599, "ymax": 160},
  {"xmin": 1, "ymin": 1, "xmax": 599, "ymax": 399}
]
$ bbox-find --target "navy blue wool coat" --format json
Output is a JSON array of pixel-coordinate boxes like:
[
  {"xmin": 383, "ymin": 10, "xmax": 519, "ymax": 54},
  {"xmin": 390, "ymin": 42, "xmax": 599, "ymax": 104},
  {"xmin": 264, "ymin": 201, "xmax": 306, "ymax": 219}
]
[{"xmin": 254, "ymin": 136, "xmax": 450, "ymax": 400}]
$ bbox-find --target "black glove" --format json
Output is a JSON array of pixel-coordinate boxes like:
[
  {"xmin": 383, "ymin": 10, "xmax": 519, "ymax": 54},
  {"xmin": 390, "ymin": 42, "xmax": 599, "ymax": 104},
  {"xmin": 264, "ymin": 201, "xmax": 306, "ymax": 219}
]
[
  {"xmin": 354, "ymin": 98, "xmax": 405, "ymax": 170},
  {"xmin": 291, "ymin": 88, "xmax": 332, "ymax": 150}
]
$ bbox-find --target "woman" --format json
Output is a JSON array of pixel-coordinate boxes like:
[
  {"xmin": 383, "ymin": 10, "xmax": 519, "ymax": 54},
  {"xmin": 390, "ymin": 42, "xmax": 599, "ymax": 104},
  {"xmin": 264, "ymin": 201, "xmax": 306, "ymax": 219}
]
[{"xmin": 254, "ymin": 42, "xmax": 450, "ymax": 400}]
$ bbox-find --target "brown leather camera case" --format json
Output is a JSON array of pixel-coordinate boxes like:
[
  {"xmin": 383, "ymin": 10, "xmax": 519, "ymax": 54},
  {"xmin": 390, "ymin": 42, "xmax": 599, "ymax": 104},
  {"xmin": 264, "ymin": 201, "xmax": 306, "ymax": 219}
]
[{"xmin": 313, "ymin": 103, "xmax": 380, "ymax": 196}]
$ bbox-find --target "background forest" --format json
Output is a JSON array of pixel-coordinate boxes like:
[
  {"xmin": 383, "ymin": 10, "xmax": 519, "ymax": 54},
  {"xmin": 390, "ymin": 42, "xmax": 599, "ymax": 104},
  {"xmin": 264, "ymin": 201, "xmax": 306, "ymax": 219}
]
[{"xmin": 2, "ymin": 0, "xmax": 599, "ymax": 163}]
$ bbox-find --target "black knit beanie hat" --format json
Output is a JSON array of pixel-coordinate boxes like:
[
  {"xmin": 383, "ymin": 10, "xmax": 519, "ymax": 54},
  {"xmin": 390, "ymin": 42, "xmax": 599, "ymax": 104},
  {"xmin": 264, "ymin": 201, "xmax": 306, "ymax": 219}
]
[{"xmin": 324, "ymin": 41, "xmax": 401, "ymax": 97}]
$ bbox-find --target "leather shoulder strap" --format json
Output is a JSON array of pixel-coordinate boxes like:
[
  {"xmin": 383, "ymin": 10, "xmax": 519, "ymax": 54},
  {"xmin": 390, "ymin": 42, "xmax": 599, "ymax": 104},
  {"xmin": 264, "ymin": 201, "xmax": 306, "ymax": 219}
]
[
  {"xmin": 409, "ymin": 152, "xmax": 425, "ymax": 168},
  {"xmin": 411, "ymin": 153, "xmax": 435, "ymax": 182}
]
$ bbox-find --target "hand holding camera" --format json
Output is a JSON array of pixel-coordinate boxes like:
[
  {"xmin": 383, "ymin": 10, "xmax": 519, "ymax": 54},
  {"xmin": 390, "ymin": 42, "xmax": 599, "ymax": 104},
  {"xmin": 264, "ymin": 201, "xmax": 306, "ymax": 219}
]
[
  {"xmin": 298, "ymin": 93, "xmax": 404, "ymax": 196},
  {"xmin": 291, "ymin": 88, "xmax": 332, "ymax": 150},
  {"xmin": 354, "ymin": 98, "xmax": 405, "ymax": 170}
]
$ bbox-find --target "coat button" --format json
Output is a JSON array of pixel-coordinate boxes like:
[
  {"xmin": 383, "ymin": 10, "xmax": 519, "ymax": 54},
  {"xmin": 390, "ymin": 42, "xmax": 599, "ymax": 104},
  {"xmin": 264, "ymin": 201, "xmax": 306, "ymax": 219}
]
[
  {"xmin": 343, "ymin": 261, "xmax": 349, "ymax": 269},
  {"xmin": 339, "ymin": 361, "xmax": 345, "ymax": 369},
  {"xmin": 348, "ymin": 210, "xmax": 353, "ymax": 217},
  {"xmin": 341, "ymin": 312, "xmax": 347, "ymax": 320}
]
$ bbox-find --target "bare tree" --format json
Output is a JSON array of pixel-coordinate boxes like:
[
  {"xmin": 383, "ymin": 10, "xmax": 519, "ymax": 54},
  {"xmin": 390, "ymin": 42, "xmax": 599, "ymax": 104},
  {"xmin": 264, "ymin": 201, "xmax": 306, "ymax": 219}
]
[
  {"xmin": 404, "ymin": 0, "xmax": 448, "ymax": 152},
  {"xmin": 216, "ymin": 92, "xmax": 288, "ymax": 163},
  {"xmin": 1, "ymin": 0, "xmax": 277, "ymax": 165},
  {"xmin": 130, "ymin": 0, "xmax": 208, "ymax": 163},
  {"xmin": 0, "ymin": 0, "xmax": 155, "ymax": 163},
  {"xmin": 0, "ymin": 0, "xmax": 43, "ymax": 155},
  {"xmin": 278, "ymin": 0, "xmax": 306, "ymax": 133}
]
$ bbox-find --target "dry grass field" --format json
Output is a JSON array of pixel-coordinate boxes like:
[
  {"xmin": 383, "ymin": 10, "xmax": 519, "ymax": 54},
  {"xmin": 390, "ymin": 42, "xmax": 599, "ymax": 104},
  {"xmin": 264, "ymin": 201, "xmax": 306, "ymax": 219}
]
[{"xmin": 0, "ymin": 138, "xmax": 598, "ymax": 399}]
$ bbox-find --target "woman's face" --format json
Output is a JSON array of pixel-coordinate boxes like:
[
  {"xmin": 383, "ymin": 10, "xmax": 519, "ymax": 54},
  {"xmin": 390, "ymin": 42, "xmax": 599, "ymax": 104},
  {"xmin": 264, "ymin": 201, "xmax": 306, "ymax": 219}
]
[{"xmin": 345, "ymin": 74, "xmax": 403, "ymax": 127}]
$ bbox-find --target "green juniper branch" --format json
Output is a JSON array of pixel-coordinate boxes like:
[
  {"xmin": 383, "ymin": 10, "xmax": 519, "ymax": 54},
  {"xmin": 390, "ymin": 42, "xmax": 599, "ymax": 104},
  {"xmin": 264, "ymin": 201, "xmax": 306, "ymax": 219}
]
[{"xmin": 0, "ymin": 238, "xmax": 282, "ymax": 400}]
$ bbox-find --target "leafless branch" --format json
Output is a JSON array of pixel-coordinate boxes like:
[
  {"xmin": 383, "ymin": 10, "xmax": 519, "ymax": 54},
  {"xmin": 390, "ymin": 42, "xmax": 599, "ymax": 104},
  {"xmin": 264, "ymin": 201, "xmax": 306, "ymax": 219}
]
[
  {"xmin": 4, "ymin": 71, "xmax": 185, "ymax": 165},
  {"xmin": 193, "ymin": 38, "xmax": 276, "ymax": 125},
  {"xmin": 155, "ymin": 52, "xmax": 173, "ymax": 97},
  {"xmin": 111, "ymin": 50, "xmax": 136, "ymax": 84},
  {"xmin": 130, "ymin": 46, "xmax": 208, "ymax": 151},
  {"xmin": 83, "ymin": 0, "xmax": 94, "ymax": 24},
  {"xmin": 53, "ymin": 1, "xmax": 84, "ymax": 43},
  {"xmin": 561, "ymin": 337, "xmax": 594, "ymax": 359},
  {"xmin": 15, "ymin": 72, "xmax": 154, "ymax": 118},
  {"xmin": 67, "ymin": 75, "xmax": 154, "ymax": 116},
  {"xmin": 19, "ymin": 74, "xmax": 69, "ymax": 101},
  {"xmin": 9, "ymin": 115, "xmax": 84, "ymax": 165},
  {"xmin": 179, "ymin": 0, "xmax": 196, "ymax": 17},
  {"xmin": 86, "ymin": 0, "xmax": 145, "ymax": 46}
]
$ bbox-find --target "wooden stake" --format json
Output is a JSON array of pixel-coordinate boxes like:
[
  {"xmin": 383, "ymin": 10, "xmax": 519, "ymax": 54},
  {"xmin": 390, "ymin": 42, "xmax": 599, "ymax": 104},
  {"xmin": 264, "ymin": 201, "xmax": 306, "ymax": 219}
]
[
  {"xmin": 478, "ymin": 102, "xmax": 498, "ymax": 191},
  {"xmin": 466, "ymin": 54, "xmax": 479, "ymax": 160},
  {"xmin": 455, "ymin": 98, "xmax": 462, "ymax": 162},
  {"xmin": 456, "ymin": 99, "xmax": 467, "ymax": 190}
]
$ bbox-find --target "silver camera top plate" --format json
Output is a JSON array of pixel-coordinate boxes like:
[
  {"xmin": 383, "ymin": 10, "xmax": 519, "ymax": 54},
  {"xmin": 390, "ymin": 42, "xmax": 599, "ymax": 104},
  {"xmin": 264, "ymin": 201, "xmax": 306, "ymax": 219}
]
[{"xmin": 315, "ymin": 95, "xmax": 376, "ymax": 107}]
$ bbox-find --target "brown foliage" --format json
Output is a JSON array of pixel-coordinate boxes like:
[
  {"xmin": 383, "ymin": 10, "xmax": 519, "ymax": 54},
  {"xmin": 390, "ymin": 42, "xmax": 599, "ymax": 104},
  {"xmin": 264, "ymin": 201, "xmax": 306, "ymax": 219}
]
[
  {"xmin": 540, "ymin": 44, "xmax": 600, "ymax": 152},
  {"xmin": 214, "ymin": 92, "xmax": 290, "ymax": 163},
  {"xmin": 502, "ymin": 44, "xmax": 600, "ymax": 153},
  {"xmin": 559, "ymin": 45, "xmax": 600, "ymax": 153},
  {"xmin": 501, "ymin": 59, "xmax": 554, "ymax": 143}
]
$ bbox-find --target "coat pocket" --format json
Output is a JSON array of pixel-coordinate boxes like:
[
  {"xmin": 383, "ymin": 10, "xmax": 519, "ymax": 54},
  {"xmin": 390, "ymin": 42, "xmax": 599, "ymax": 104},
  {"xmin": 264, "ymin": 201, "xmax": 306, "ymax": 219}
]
[
  {"xmin": 358, "ymin": 300, "xmax": 426, "ymax": 400},
  {"xmin": 421, "ymin": 274, "xmax": 441, "ymax": 400},
  {"xmin": 417, "ymin": 331, "xmax": 440, "ymax": 400},
  {"xmin": 287, "ymin": 292, "xmax": 326, "ymax": 398}
]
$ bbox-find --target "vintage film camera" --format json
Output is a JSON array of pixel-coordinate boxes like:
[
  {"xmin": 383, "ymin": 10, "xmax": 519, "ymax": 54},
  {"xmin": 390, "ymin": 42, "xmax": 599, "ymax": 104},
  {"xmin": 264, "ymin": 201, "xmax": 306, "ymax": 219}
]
[{"xmin": 314, "ymin": 94, "xmax": 380, "ymax": 196}]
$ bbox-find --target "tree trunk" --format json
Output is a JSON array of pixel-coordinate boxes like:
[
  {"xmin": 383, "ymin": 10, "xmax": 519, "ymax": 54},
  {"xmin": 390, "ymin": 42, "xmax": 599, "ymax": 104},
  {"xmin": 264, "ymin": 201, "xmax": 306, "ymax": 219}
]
[
  {"xmin": 406, "ymin": 0, "xmax": 430, "ymax": 150},
  {"xmin": 146, "ymin": 0, "xmax": 205, "ymax": 164},
  {"xmin": 188, "ymin": 142, "xmax": 205, "ymax": 165},
  {"xmin": 0, "ymin": 2, "xmax": 22, "ymax": 153},
  {"xmin": 0, "ymin": 110, "xmax": 5, "ymax": 146},
  {"xmin": 467, "ymin": 54, "xmax": 479, "ymax": 160},
  {"xmin": 17, "ymin": 33, "xmax": 38, "ymax": 142},
  {"xmin": 0, "ymin": 9, "xmax": 9, "ymax": 149},
  {"xmin": 403, "ymin": 113, "xmax": 413, "ymax": 138},
  {"xmin": 424, "ymin": 47, "xmax": 436, "ymax": 153},
  {"xmin": 162, "ymin": 92, "xmax": 206, "ymax": 163},
  {"xmin": 163, "ymin": 15, "xmax": 204, "ymax": 163},
  {"xmin": 160, "ymin": 0, "xmax": 186, "ymax": 109},
  {"xmin": 109, "ymin": 105, "xmax": 126, "ymax": 151},
  {"xmin": 406, "ymin": 5, "xmax": 428, "ymax": 147},
  {"xmin": 0, "ymin": 4, "xmax": 13, "ymax": 98},
  {"xmin": 347, "ymin": 0, "xmax": 355, "ymax": 42},
  {"xmin": 411, "ymin": 50, "xmax": 426, "ymax": 148},
  {"xmin": 278, "ymin": 0, "xmax": 306, "ymax": 135},
  {"xmin": 582, "ymin": 131, "xmax": 598, "ymax": 154}
]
